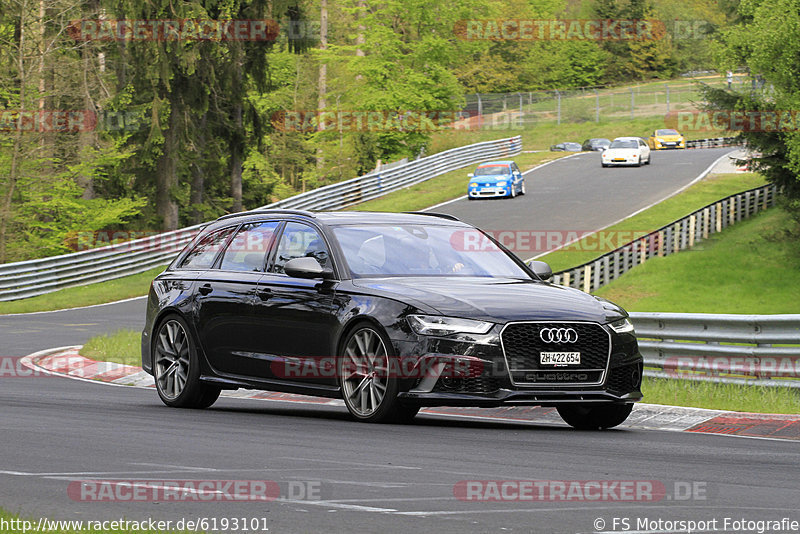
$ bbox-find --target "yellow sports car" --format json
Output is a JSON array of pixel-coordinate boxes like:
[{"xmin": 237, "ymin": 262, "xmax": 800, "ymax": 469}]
[{"xmin": 647, "ymin": 129, "xmax": 685, "ymax": 150}]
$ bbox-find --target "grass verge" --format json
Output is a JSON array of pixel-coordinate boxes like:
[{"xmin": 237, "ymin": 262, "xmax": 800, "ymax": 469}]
[
  {"xmin": 0, "ymin": 265, "xmax": 165, "ymax": 315},
  {"xmin": 641, "ymin": 376, "xmax": 799, "ymax": 414},
  {"xmin": 81, "ymin": 329, "xmax": 142, "ymax": 366},
  {"xmin": 594, "ymin": 208, "xmax": 800, "ymax": 313},
  {"xmin": 537, "ymin": 172, "xmax": 768, "ymax": 271}
]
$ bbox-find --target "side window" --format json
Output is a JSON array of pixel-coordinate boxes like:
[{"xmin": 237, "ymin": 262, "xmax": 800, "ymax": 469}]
[
  {"xmin": 218, "ymin": 221, "xmax": 280, "ymax": 272},
  {"xmin": 270, "ymin": 222, "xmax": 330, "ymax": 275},
  {"xmin": 178, "ymin": 226, "xmax": 237, "ymax": 270}
]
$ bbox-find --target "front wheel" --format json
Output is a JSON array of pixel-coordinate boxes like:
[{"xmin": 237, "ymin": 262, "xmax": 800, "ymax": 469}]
[
  {"xmin": 520, "ymin": 181, "xmax": 526, "ymax": 195},
  {"xmin": 338, "ymin": 324, "xmax": 401, "ymax": 423},
  {"xmin": 646, "ymin": 153, "xmax": 652, "ymax": 165},
  {"xmin": 556, "ymin": 403, "xmax": 633, "ymax": 430},
  {"xmin": 153, "ymin": 315, "xmax": 220, "ymax": 409}
]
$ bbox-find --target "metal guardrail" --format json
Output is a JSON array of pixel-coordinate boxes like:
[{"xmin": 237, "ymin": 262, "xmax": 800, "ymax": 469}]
[
  {"xmin": 550, "ymin": 183, "xmax": 779, "ymax": 294},
  {"xmin": 685, "ymin": 137, "xmax": 738, "ymax": 149},
  {"xmin": 261, "ymin": 136, "xmax": 521, "ymax": 211},
  {"xmin": 630, "ymin": 312, "xmax": 800, "ymax": 388},
  {"xmin": 0, "ymin": 136, "xmax": 521, "ymax": 301}
]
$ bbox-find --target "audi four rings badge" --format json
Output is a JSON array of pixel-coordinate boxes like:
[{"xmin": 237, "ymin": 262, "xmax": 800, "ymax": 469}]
[{"xmin": 539, "ymin": 327, "xmax": 578, "ymax": 343}]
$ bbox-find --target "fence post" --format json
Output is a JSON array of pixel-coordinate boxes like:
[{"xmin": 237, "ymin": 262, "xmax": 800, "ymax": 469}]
[
  {"xmin": 476, "ymin": 93, "xmax": 482, "ymax": 121},
  {"xmin": 689, "ymin": 215, "xmax": 696, "ymax": 247},
  {"xmin": 583, "ymin": 265, "xmax": 592, "ymax": 293},
  {"xmin": 630, "ymin": 87, "xmax": 635, "ymax": 119},
  {"xmin": 595, "ymin": 89, "xmax": 600, "ymax": 122},
  {"xmin": 556, "ymin": 90, "xmax": 561, "ymax": 125}
]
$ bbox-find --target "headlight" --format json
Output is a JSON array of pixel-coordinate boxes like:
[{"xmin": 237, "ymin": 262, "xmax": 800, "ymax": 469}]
[
  {"xmin": 656, "ymin": 138, "xmax": 664, "ymax": 143},
  {"xmin": 469, "ymin": 182, "xmax": 477, "ymax": 187},
  {"xmin": 496, "ymin": 181, "xmax": 507, "ymax": 187},
  {"xmin": 609, "ymin": 318, "xmax": 634, "ymax": 334},
  {"xmin": 407, "ymin": 315, "xmax": 494, "ymax": 336}
]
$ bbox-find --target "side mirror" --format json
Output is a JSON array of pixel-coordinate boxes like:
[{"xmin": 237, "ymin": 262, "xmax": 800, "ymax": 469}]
[
  {"xmin": 284, "ymin": 257, "xmax": 334, "ymax": 279},
  {"xmin": 467, "ymin": 173, "xmax": 474, "ymax": 178},
  {"xmin": 527, "ymin": 260, "xmax": 553, "ymax": 281}
]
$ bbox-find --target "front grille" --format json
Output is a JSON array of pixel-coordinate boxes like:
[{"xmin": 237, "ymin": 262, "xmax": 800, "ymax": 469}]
[
  {"xmin": 606, "ymin": 362, "xmax": 642, "ymax": 394},
  {"xmin": 433, "ymin": 376, "xmax": 501, "ymax": 394},
  {"xmin": 501, "ymin": 322, "xmax": 610, "ymax": 385}
]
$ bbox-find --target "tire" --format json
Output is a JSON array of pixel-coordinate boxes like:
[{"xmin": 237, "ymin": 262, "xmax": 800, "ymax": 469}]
[
  {"xmin": 556, "ymin": 403, "xmax": 633, "ymax": 430},
  {"xmin": 153, "ymin": 314, "xmax": 221, "ymax": 409},
  {"xmin": 510, "ymin": 186, "xmax": 516, "ymax": 198},
  {"xmin": 338, "ymin": 323, "xmax": 402, "ymax": 423},
  {"xmin": 520, "ymin": 181, "xmax": 526, "ymax": 195},
  {"xmin": 646, "ymin": 153, "xmax": 652, "ymax": 165},
  {"xmin": 601, "ymin": 163, "xmax": 608, "ymax": 168}
]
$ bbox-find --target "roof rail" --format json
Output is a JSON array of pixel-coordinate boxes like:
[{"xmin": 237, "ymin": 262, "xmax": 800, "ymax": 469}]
[
  {"xmin": 403, "ymin": 211, "xmax": 461, "ymax": 221},
  {"xmin": 214, "ymin": 208, "xmax": 316, "ymax": 222}
]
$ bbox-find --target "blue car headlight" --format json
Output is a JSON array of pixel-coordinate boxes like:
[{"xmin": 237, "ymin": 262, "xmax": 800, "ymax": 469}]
[{"xmin": 496, "ymin": 181, "xmax": 507, "ymax": 187}]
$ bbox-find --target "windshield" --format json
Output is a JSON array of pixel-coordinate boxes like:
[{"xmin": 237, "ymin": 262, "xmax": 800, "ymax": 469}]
[
  {"xmin": 609, "ymin": 140, "xmax": 638, "ymax": 149},
  {"xmin": 656, "ymin": 129, "xmax": 679, "ymax": 136},
  {"xmin": 333, "ymin": 224, "xmax": 531, "ymax": 278},
  {"xmin": 473, "ymin": 165, "xmax": 509, "ymax": 176}
]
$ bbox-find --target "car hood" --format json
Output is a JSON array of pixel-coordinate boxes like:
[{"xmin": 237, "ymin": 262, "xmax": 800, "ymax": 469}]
[
  {"xmin": 604, "ymin": 147, "xmax": 640, "ymax": 155},
  {"xmin": 471, "ymin": 174, "xmax": 510, "ymax": 182},
  {"xmin": 350, "ymin": 276, "xmax": 621, "ymax": 324}
]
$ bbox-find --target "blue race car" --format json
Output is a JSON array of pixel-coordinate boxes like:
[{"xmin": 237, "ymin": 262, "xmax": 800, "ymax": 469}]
[{"xmin": 467, "ymin": 160, "xmax": 525, "ymax": 200}]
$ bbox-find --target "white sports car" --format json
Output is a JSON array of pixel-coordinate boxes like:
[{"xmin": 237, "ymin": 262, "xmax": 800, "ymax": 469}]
[{"xmin": 601, "ymin": 137, "xmax": 652, "ymax": 167}]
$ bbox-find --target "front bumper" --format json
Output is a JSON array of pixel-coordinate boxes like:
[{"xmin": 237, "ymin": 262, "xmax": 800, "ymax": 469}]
[
  {"xmin": 393, "ymin": 325, "xmax": 643, "ymax": 407},
  {"xmin": 653, "ymin": 141, "xmax": 685, "ymax": 149},
  {"xmin": 398, "ymin": 387, "xmax": 642, "ymax": 407},
  {"xmin": 469, "ymin": 187, "xmax": 511, "ymax": 198}
]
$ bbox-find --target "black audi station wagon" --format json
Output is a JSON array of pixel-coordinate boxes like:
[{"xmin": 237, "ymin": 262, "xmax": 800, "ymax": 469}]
[{"xmin": 141, "ymin": 210, "xmax": 643, "ymax": 429}]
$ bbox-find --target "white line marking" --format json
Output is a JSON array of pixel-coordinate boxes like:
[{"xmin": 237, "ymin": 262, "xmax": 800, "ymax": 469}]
[
  {"xmin": 525, "ymin": 149, "xmax": 737, "ymax": 262},
  {"xmin": 1, "ymin": 295, "xmax": 148, "ymax": 317}
]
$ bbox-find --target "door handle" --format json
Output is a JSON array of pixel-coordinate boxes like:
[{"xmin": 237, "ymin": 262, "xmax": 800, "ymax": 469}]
[
  {"xmin": 256, "ymin": 288, "xmax": 273, "ymax": 301},
  {"xmin": 198, "ymin": 283, "xmax": 213, "ymax": 296}
]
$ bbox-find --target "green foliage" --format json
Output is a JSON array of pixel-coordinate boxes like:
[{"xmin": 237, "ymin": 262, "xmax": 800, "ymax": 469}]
[{"xmin": 705, "ymin": 0, "xmax": 800, "ymax": 220}]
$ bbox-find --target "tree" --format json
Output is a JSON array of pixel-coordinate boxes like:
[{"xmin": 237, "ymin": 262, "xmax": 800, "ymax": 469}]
[{"xmin": 705, "ymin": 0, "xmax": 800, "ymax": 219}]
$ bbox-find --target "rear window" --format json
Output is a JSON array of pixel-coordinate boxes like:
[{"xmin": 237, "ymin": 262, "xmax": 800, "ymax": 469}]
[{"xmin": 178, "ymin": 226, "xmax": 237, "ymax": 270}]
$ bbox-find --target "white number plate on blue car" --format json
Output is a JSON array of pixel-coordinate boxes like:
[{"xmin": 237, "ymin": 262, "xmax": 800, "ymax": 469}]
[{"xmin": 540, "ymin": 352, "xmax": 581, "ymax": 365}]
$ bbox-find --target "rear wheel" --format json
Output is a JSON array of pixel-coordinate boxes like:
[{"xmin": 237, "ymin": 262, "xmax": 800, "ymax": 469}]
[
  {"xmin": 556, "ymin": 403, "xmax": 633, "ymax": 430},
  {"xmin": 153, "ymin": 315, "xmax": 220, "ymax": 409},
  {"xmin": 338, "ymin": 324, "xmax": 402, "ymax": 423}
]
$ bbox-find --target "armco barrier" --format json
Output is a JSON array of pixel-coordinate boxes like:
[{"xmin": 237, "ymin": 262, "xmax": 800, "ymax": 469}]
[
  {"xmin": 262, "ymin": 136, "xmax": 521, "ymax": 211},
  {"xmin": 629, "ymin": 312, "xmax": 800, "ymax": 388},
  {"xmin": 685, "ymin": 136, "xmax": 738, "ymax": 149},
  {"xmin": 550, "ymin": 183, "xmax": 779, "ymax": 294},
  {"xmin": 0, "ymin": 136, "xmax": 521, "ymax": 301}
]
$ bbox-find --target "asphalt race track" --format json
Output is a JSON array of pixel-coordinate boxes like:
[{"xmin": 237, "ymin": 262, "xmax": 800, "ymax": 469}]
[
  {"xmin": 4, "ymin": 146, "xmax": 798, "ymax": 533},
  {"xmin": 439, "ymin": 147, "xmax": 732, "ymax": 260}
]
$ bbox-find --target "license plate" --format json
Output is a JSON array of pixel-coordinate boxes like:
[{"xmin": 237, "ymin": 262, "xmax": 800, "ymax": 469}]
[
  {"xmin": 612, "ymin": 158, "xmax": 625, "ymax": 162},
  {"xmin": 540, "ymin": 352, "xmax": 581, "ymax": 366}
]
